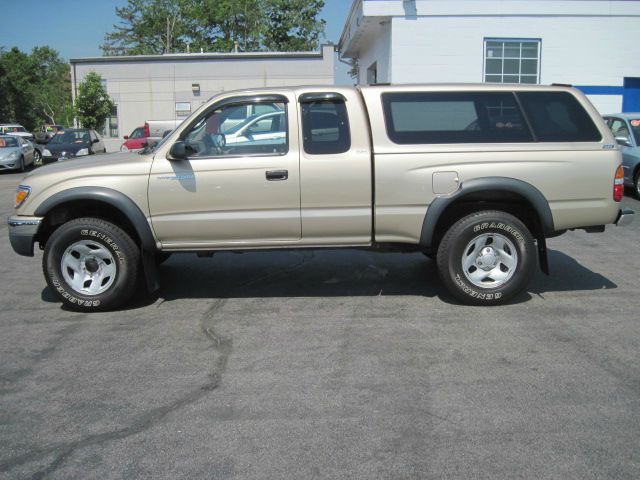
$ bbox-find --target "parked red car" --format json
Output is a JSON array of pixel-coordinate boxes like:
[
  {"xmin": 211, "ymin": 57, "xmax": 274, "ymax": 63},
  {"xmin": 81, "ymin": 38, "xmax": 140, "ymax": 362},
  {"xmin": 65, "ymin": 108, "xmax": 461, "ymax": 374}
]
[{"xmin": 120, "ymin": 126, "xmax": 147, "ymax": 151}]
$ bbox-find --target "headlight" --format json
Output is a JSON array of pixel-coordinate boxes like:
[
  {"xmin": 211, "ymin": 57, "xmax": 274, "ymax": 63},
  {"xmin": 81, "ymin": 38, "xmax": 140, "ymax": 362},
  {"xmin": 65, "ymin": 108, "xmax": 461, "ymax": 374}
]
[
  {"xmin": 14, "ymin": 185, "xmax": 31, "ymax": 208},
  {"xmin": 7, "ymin": 151, "xmax": 18, "ymax": 161},
  {"xmin": 76, "ymin": 148, "xmax": 89, "ymax": 156},
  {"xmin": 43, "ymin": 149, "xmax": 51, "ymax": 156}
]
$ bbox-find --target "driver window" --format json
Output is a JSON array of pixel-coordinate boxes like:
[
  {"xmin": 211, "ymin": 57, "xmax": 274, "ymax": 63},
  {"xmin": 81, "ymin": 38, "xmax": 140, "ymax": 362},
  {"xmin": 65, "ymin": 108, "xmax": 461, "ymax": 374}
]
[{"xmin": 183, "ymin": 101, "xmax": 288, "ymax": 158}]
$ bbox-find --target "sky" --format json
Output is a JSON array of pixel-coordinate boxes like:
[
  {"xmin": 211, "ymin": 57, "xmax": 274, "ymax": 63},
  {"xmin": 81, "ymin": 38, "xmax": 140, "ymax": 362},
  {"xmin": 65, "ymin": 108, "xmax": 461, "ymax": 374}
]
[{"xmin": 0, "ymin": 0, "xmax": 353, "ymax": 83}]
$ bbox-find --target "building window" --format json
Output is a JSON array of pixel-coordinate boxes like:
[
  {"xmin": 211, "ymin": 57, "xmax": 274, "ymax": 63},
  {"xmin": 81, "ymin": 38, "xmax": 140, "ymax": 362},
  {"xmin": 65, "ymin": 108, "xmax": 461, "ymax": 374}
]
[
  {"xmin": 101, "ymin": 105, "xmax": 118, "ymax": 138},
  {"xmin": 484, "ymin": 39, "xmax": 540, "ymax": 84},
  {"xmin": 176, "ymin": 102, "xmax": 192, "ymax": 119}
]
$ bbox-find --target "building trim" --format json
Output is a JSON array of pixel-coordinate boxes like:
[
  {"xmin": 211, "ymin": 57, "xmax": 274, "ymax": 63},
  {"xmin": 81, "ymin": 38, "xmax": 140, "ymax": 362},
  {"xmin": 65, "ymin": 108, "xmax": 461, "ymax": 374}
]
[{"xmin": 70, "ymin": 45, "xmax": 333, "ymax": 65}]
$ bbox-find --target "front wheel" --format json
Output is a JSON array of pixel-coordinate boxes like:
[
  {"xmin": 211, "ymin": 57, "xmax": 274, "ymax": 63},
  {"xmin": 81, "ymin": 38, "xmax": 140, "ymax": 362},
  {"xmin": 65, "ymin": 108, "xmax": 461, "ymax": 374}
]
[
  {"xmin": 436, "ymin": 210, "xmax": 536, "ymax": 305},
  {"xmin": 43, "ymin": 218, "xmax": 140, "ymax": 311},
  {"xmin": 18, "ymin": 156, "xmax": 25, "ymax": 172},
  {"xmin": 33, "ymin": 149, "xmax": 42, "ymax": 166},
  {"xmin": 634, "ymin": 170, "xmax": 640, "ymax": 199}
]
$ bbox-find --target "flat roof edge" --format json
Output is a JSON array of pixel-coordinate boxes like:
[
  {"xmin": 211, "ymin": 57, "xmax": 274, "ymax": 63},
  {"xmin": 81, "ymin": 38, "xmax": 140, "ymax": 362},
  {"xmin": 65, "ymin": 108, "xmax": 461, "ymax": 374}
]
[{"xmin": 71, "ymin": 45, "xmax": 333, "ymax": 64}]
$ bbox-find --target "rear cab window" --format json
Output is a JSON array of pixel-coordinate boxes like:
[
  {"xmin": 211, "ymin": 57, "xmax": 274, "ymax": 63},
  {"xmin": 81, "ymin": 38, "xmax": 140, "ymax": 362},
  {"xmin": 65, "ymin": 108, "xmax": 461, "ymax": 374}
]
[
  {"xmin": 300, "ymin": 93, "xmax": 351, "ymax": 155},
  {"xmin": 381, "ymin": 90, "xmax": 601, "ymax": 144}
]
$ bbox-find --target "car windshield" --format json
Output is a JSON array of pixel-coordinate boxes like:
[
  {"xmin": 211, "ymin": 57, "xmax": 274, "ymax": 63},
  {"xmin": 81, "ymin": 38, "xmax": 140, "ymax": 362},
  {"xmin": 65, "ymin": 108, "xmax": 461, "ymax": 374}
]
[
  {"xmin": 2, "ymin": 126, "xmax": 25, "ymax": 133},
  {"xmin": 630, "ymin": 119, "xmax": 640, "ymax": 145},
  {"xmin": 50, "ymin": 130, "xmax": 91, "ymax": 145},
  {"xmin": 0, "ymin": 137, "xmax": 18, "ymax": 148}
]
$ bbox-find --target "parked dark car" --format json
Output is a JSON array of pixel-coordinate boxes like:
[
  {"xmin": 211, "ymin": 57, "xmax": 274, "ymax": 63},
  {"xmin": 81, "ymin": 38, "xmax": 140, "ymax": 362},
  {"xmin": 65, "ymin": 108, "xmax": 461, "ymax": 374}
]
[{"xmin": 42, "ymin": 128, "xmax": 106, "ymax": 164}]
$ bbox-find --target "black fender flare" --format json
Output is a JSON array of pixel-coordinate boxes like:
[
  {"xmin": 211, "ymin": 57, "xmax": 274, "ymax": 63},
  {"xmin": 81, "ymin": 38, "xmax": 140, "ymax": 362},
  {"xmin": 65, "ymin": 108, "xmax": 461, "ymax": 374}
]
[
  {"xmin": 419, "ymin": 177, "xmax": 555, "ymax": 248},
  {"xmin": 34, "ymin": 187, "xmax": 160, "ymax": 292}
]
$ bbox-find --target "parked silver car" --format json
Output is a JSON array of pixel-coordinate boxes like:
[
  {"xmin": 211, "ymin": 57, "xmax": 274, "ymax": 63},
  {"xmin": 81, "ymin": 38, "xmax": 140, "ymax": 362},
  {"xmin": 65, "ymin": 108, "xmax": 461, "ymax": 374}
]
[
  {"xmin": 603, "ymin": 113, "xmax": 640, "ymax": 197},
  {"xmin": 0, "ymin": 135, "xmax": 35, "ymax": 171}
]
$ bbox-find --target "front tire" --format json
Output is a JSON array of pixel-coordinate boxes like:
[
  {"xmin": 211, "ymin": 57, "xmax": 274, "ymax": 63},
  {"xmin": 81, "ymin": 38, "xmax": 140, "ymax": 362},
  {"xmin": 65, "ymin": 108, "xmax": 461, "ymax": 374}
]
[
  {"xmin": 436, "ymin": 210, "xmax": 536, "ymax": 306},
  {"xmin": 33, "ymin": 149, "xmax": 42, "ymax": 166},
  {"xmin": 43, "ymin": 218, "xmax": 140, "ymax": 311},
  {"xmin": 634, "ymin": 169, "xmax": 640, "ymax": 199},
  {"xmin": 18, "ymin": 156, "xmax": 25, "ymax": 172}
]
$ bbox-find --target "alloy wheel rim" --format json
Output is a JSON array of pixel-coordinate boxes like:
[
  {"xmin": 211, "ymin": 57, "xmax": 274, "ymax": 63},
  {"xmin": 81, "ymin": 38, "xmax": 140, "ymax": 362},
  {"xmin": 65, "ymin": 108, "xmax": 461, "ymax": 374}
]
[
  {"xmin": 60, "ymin": 240, "xmax": 117, "ymax": 295},
  {"xmin": 462, "ymin": 233, "xmax": 518, "ymax": 289}
]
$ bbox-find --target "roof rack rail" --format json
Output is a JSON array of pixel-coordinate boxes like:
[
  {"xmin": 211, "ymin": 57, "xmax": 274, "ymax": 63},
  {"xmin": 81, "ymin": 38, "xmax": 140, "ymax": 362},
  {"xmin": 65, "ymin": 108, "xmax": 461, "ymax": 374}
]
[{"xmin": 551, "ymin": 83, "xmax": 573, "ymax": 87}]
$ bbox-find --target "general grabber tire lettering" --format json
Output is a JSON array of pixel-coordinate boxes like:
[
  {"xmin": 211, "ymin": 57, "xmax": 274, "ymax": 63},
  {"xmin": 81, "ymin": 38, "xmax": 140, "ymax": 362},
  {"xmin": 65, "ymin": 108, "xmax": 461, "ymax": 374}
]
[
  {"xmin": 436, "ymin": 210, "xmax": 536, "ymax": 306},
  {"xmin": 43, "ymin": 218, "xmax": 140, "ymax": 312}
]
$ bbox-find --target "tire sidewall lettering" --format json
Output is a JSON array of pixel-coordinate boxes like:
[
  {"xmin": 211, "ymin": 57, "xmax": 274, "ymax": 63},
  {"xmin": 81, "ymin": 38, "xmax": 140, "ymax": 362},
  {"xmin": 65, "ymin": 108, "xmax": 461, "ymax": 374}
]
[
  {"xmin": 80, "ymin": 228, "xmax": 125, "ymax": 264},
  {"xmin": 52, "ymin": 277, "xmax": 101, "ymax": 307},
  {"xmin": 454, "ymin": 273, "xmax": 502, "ymax": 301},
  {"xmin": 472, "ymin": 221, "xmax": 524, "ymax": 244}
]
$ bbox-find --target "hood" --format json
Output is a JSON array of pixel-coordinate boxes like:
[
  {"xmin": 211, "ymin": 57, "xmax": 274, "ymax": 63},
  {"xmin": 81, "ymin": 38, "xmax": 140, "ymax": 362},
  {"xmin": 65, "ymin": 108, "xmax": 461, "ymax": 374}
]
[
  {"xmin": 6, "ymin": 132, "xmax": 33, "ymax": 140},
  {"xmin": 24, "ymin": 150, "xmax": 149, "ymax": 178},
  {"xmin": 46, "ymin": 142, "xmax": 89, "ymax": 153},
  {"xmin": 17, "ymin": 150, "xmax": 155, "ymax": 216}
]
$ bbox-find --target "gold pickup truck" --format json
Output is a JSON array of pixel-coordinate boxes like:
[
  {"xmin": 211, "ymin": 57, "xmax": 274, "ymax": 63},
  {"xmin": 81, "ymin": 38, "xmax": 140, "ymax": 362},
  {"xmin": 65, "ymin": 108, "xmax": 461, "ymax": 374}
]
[{"xmin": 8, "ymin": 84, "xmax": 634, "ymax": 311}]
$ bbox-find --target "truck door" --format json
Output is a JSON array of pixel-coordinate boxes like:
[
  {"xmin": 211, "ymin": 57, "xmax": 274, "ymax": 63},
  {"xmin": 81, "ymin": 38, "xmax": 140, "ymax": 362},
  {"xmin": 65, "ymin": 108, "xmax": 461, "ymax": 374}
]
[
  {"xmin": 148, "ymin": 93, "xmax": 301, "ymax": 248},
  {"xmin": 298, "ymin": 91, "xmax": 372, "ymax": 244}
]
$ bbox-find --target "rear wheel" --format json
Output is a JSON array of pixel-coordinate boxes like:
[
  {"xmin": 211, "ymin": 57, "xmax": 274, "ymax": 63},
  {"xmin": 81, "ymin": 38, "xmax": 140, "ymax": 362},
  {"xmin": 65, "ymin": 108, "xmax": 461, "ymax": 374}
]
[
  {"xmin": 43, "ymin": 218, "xmax": 140, "ymax": 311},
  {"xmin": 436, "ymin": 210, "xmax": 536, "ymax": 305}
]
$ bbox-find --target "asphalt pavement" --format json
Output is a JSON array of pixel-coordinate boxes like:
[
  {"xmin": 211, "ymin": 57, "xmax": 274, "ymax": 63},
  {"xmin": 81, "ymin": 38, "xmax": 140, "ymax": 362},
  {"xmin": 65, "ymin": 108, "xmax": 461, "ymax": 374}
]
[{"xmin": 0, "ymin": 169, "xmax": 639, "ymax": 479}]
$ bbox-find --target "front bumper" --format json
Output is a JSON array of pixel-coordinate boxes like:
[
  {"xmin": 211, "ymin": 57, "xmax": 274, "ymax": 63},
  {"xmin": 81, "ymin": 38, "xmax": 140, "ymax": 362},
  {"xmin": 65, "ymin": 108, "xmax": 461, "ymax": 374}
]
[
  {"xmin": 616, "ymin": 208, "xmax": 635, "ymax": 227},
  {"xmin": 7, "ymin": 216, "xmax": 43, "ymax": 256}
]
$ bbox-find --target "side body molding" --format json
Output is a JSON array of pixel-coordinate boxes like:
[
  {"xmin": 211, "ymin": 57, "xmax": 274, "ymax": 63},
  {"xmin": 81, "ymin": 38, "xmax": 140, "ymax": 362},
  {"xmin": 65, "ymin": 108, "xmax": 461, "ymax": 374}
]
[
  {"xmin": 419, "ymin": 177, "xmax": 555, "ymax": 248},
  {"xmin": 34, "ymin": 187, "xmax": 160, "ymax": 291}
]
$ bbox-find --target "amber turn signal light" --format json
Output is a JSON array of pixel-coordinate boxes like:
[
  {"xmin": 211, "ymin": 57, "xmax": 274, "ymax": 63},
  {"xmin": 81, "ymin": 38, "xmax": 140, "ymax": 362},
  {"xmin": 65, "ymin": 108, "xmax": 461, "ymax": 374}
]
[{"xmin": 14, "ymin": 186, "xmax": 31, "ymax": 208}]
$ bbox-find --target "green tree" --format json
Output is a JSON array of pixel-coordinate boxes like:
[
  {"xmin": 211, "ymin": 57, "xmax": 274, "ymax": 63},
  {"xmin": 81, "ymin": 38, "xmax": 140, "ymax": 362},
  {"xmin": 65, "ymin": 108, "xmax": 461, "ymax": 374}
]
[
  {"xmin": 101, "ymin": 0, "xmax": 326, "ymax": 55},
  {"xmin": 102, "ymin": 0, "xmax": 193, "ymax": 55},
  {"xmin": 0, "ymin": 46, "xmax": 72, "ymax": 130},
  {"xmin": 74, "ymin": 72, "xmax": 114, "ymax": 129},
  {"xmin": 31, "ymin": 46, "xmax": 73, "ymax": 126},
  {"xmin": 262, "ymin": 0, "xmax": 325, "ymax": 52}
]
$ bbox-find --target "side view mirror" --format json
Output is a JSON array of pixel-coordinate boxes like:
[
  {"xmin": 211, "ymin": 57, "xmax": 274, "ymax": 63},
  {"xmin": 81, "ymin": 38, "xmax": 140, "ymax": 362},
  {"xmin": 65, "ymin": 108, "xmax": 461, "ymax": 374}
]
[
  {"xmin": 615, "ymin": 136, "xmax": 632, "ymax": 148},
  {"xmin": 168, "ymin": 141, "xmax": 188, "ymax": 160},
  {"xmin": 123, "ymin": 135, "xmax": 129, "ymax": 140},
  {"xmin": 92, "ymin": 138, "xmax": 99, "ymax": 144}
]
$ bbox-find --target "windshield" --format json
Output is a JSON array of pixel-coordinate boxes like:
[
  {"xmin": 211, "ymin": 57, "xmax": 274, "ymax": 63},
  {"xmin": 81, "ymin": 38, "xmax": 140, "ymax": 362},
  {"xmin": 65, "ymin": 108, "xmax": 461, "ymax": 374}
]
[
  {"xmin": 50, "ymin": 130, "xmax": 91, "ymax": 145},
  {"xmin": 631, "ymin": 119, "xmax": 640, "ymax": 145},
  {"xmin": 0, "ymin": 137, "xmax": 18, "ymax": 148},
  {"xmin": 2, "ymin": 126, "xmax": 26, "ymax": 133}
]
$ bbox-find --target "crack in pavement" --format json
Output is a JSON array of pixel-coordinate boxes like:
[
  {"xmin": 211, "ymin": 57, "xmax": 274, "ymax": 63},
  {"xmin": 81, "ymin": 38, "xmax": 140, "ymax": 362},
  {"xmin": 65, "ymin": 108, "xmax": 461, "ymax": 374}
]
[{"xmin": 1, "ymin": 299, "xmax": 233, "ymax": 479}]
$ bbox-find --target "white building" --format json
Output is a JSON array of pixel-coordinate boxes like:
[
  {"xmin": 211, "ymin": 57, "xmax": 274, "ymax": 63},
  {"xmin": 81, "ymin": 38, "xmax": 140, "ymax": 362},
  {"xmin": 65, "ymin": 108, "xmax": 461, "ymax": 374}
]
[
  {"xmin": 339, "ymin": 0, "xmax": 640, "ymax": 113},
  {"xmin": 70, "ymin": 45, "xmax": 335, "ymax": 151}
]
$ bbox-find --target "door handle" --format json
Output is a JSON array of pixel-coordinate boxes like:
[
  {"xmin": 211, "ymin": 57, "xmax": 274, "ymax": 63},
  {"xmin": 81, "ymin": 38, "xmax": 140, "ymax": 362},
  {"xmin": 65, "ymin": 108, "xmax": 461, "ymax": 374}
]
[{"xmin": 266, "ymin": 170, "xmax": 288, "ymax": 181}]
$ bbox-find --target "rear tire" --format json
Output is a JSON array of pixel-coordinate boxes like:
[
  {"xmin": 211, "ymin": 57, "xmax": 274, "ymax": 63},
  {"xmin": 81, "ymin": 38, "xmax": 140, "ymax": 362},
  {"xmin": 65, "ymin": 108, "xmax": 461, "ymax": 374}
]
[
  {"xmin": 43, "ymin": 218, "xmax": 140, "ymax": 311},
  {"xmin": 436, "ymin": 210, "xmax": 536, "ymax": 305}
]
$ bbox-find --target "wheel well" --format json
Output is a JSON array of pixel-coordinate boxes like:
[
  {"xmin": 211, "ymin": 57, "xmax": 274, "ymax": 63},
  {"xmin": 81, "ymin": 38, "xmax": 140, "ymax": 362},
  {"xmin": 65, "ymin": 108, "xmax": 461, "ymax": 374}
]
[
  {"xmin": 430, "ymin": 191, "xmax": 544, "ymax": 252},
  {"xmin": 37, "ymin": 200, "xmax": 141, "ymax": 248}
]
